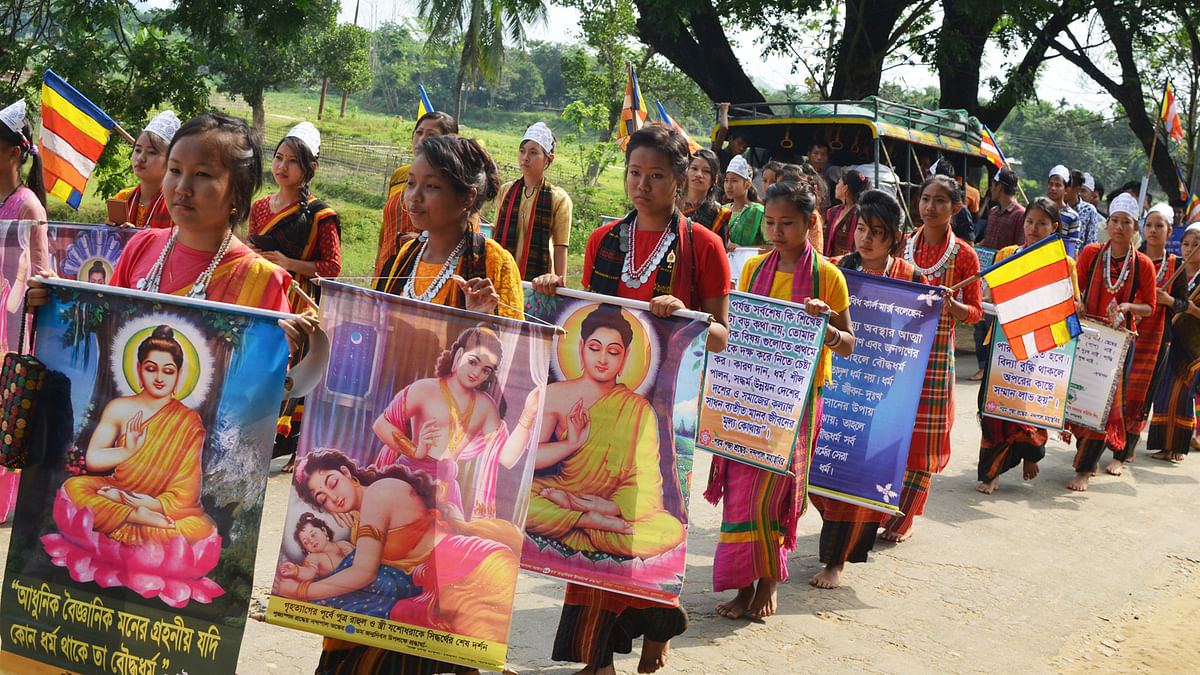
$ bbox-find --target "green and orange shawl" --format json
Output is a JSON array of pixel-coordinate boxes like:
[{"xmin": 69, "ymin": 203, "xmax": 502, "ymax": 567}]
[{"xmin": 493, "ymin": 178, "xmax": 555, "ymax": 280}]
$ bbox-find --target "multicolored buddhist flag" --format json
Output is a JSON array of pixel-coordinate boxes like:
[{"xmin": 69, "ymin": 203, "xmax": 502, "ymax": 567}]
[
  {"xmin": 979, "ymin": 124, "xmax": 1007, "ymax": 169},
  {"xmin": 617, "ymin": 63, "xmax": 648, "ymax": 150},
  {"xmin": 1187, "ymin": 192, "xmax": 1200, "ymax": 224},
  {"xmin": 1161, "ymin": 80, "xmax": 1186, "ymax": 143},
  {"xmin": 417, "ymin": 83, "xmax": 434, "ymax": 119},
  {"xmin": 39, "ymin": 70, "xmax": 116, "ymax": 210},
  {"xmin": 656, "ymin": 101, "xmax": 700, "ymax": 154},
  {"xmin": 982, "ymin": 233, "xmax": 1081, "ymax": 360},
  {"xmin": 1174, "ymin": 158, "xmax": 1190, "ymax": 202}
]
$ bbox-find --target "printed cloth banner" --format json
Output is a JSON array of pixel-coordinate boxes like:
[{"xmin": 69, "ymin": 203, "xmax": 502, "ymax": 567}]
[
  {"xmin": 266, "ymin": 280, "xmax": 555, "ymax": 672},
  {"xmin": 1065, "ymin": 319, "xmax": 1134, "ymax": 432},
  {"xmin": 975, "ymin": 245, "xmax": 998, "ymax": 270},
  {"xmin": 520, "ymin": 287, "xmax": 709, "ymax": 603},
  {"xmin": 696, "ymin": 291, "xmax": 827, "ymax": 473},
  {"xmin": 809, "ymin": 270, "xmax": 942, "ymax": 513},
  {"xmin": 1, "ymin": 278, "xmax": 291, "ymax": 674},
  {"xmin": 0, "ymin": 220, "xmax": 135, "ymax": 354},
  {"xmin": 982, "ymin": 332, "xmax": 1076, "ymax": 430}
]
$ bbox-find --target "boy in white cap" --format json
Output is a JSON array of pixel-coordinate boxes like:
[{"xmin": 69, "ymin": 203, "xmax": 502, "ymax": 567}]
[
  {"xmin": 1067, "ymin": 192, "xmax": 1155, "ymax": 491},
  {"xmin": 111, "ymin": 110, "xmax": 180, "ymax": 228},
  {"xmin": 1047, "ymin": 164, "xmax": 1081, "ymax": 255},
  {"xmin": 1066, "ymin": 169, "xmax": 1103, "ymax": 249},
  {"xmin": 488, "ymin": 121, "xmax": 572, "ymax": 280},
  {"xmin": 724, "ymin": 155, "xmax": 765, "ymax": 246}
]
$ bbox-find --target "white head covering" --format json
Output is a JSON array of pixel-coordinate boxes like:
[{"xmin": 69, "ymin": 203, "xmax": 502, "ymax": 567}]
[
  {"xmin": 143, "ymin": 110, "xmax": 180, "ymax": 145},
  {"xmin": 0, "ymin": 99, "xmax": 25, "ymax": 135},
  {"xmin": 1148, "ymin": 202, "xmax": 1175, "ymax": 224},
  {"xmin": 522, "ymin": 122, "xmax": 555, "ymax": 155},
  {"xmin": 726, "ymin": 155, "xmax": 752, "ymax": 180},
  {"xmin": 1082, "ymin": 172, "xmax": 1096, "ymax": 192},
  {"xmin": 1110, "ymin": 192, "xmax": 1140, "ymax": 219},
  {"xmin": 285, "ymin": 121, "xmax": 321, "ymax": 157},
  {"xmin": 1186, "ymin": 222, "xmax": 1200, "ymax": 236},
  {"xmin": 1048, "ymin": 164, "xmax": 1070, "ymax": 182}
]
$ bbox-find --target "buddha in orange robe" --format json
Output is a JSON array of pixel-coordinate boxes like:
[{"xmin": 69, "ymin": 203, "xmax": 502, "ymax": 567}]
[{"xmin": 63, "ymin": 325, "xmax": 216, "ymax": 547}]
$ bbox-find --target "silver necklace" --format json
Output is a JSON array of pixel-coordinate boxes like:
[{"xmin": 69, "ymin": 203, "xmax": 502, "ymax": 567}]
[
  {"xmin": 402, "ymin": 235, "xmax": 467, "ymax": 302},
  {"xmin": 1154, "ymin": 254, "xmax": 1169, "ymax": 286},
  {"xmin": 620, "ymin": 216, "xmax": 676, "ymax": 288},
  {"xmin": 904, "ymin": 228, "xmax": 957, "ymax": 279},
  {"xmin": 1103, "ymin": 244, "xmax": 1134, "ymax": 294},
  {"xmin": 136, "ymin": 227, "xmax": 234, "ymax": 298}
]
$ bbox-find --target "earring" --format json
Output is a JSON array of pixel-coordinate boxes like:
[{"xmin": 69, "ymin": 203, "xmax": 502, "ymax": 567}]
[
  {"xmin": 352, "ymin": 477, "xmax": 360, "ymax": 487},
  {"xmin": 230, "ymin": 207, "xmax": 237, "ymax": 215}
]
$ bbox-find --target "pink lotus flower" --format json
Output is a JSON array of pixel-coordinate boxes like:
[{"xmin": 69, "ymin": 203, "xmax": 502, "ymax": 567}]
[{"xmin": 40, "ymin": 489, "xmax": 225, "ymax": 608}]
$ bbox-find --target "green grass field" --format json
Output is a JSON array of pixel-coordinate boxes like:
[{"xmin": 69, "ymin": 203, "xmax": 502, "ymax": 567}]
[{"xmin": 46, "ymin": 90, "xmax": 628, "ymax": 288}]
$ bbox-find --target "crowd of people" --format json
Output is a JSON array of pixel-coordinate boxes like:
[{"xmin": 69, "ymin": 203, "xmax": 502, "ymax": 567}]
[{"xmin": 3, "ymin": 91, "xmax": 1200, "ymax": 675}]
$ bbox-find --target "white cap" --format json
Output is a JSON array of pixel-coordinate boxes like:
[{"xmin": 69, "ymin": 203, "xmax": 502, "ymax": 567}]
[
  {"xmin": 143, "ymin": 110, "xmax": 180, "ymax": 144},
  {"xmin": 1048, "ymin": 164, "xmax": 1069, "ymax": 182},
  {"xmin": 1149, "ymin": 202, "xmax": 1175, "ymax": 223},
  {"xmin": 1186, "ymin": 222, "xmax": 1200, "ymax": 236},
  {"xmin": 727, "ymin": 155, "xmax": 752, "ymax": 180},
  {"xmin": 1110, "ymin": 192, "xmax": 1140, "ymax": 219},
  {"xmin": 286, "ymin": 121, "xmax": 321, "ymax": 156},
  {"xmin": 1082, "ymin": 172, "xmax": 1096, "ymax": 192},
  {"xmin": 0, "ymin": 99, "xmax": 25, "ymax": 135},
  {"xmin": 522, "ymin": 122, "xmax": 555, "ymax": 155}
]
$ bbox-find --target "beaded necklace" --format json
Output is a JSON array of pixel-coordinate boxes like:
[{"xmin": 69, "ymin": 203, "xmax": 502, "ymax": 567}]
[
  {"xmin": 620, "ymin": 216, "xmax": 676, "ymax": 289},
  {"xmin": 136, "ymin": 227, "xmax": 234, "ymax": 298},
  {"xmin": 904, "ymin": 228, "xmax": 957, "ymax": 279},
  {"xmin": 402, "ymin": 233, "xmax": 467, "ymax": 302},
  {"xmin": 1103, "ymin": 244, "xmax": 1134, "ymax": 294}
]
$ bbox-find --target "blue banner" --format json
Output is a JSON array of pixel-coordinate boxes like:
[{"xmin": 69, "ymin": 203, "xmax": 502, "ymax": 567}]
[{"xmin": 809, "ymin": 270, "xmax": 943, "ymax": 513}]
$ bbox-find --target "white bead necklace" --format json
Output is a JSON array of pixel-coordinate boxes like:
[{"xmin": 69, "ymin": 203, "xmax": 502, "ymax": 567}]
[
  {"xmin": 1154, "ymin": 255, "xmax": 1168, "ymax": 286},
  {"xmin": 904, "ymin": 228, "xmax": 957, "ymax": 279},
  {"xmin": 402, "ymin": 234, "xmax": 467, "ymax": 302},
  {"xmin": 620, "ymin": 216, "xmax": 676, "ymax": 289},
  {"xmin": 1103, "ymin": 244, "xmax": 1134, "ymax": 294},
  {"xmin": 856, "ymin": 256, "xmax": 894, "ymax": 276},
  {"xmin": 136, "ymin": 227, "xmax": 234, "ymax": 299}
]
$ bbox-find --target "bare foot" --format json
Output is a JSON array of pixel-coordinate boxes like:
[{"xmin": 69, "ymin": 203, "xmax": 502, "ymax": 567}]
[
  {"xmin": 748, "ymin": 579, "xmax": 778, "ymax": 618},
  {"xmin": 967, "ymin": 369, "xmax": 985, "ymax": 381},
  {"xmin": 809, "ymin": 564, "xmax": 843, "ymax": 589},
  {"xmin": 638, "ymin": 639, "xmax": 669, "ymax": 673},
  {"xmin": 281, "ymin": 453, "xmax": 296, "ymax": 473},
  {"xmin": 975, "ymin": 477, "xmax": 999, "ymax": 494},
  {"xmin": 879, "ymin": 528, "xmax": 911, "ymax": 543},
  {"xmin": 1148, "ymin": 450, "xmax": 1171, "ymax": 461},
  {"xmin": 1066, "ymin": 471, "xmax": 1090, "ymax": 491},
  {"xmin": 716, "ymin": 585, "xmax": 754, "ymax": 619},
  {"xmin": 1104, "ymin": 459, "xmax": 1124, "ymax": 476},
  {"xmin": 570, "ymin": 665, "xmax": 615, "ymax": 675},
  {"xmin": 1172, "ymin": 452, "xmax": 1186, "ymax": 462},
  {"xmin": 1022, "ymin": 460, "xmax": 1040, "ymax": 481}
]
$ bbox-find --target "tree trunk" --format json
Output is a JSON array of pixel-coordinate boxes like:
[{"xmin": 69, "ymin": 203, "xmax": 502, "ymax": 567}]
[
  {"xmin": 830, "ymin": 0, "xmax": 910, "ymax": 100},
  {"xmin": 340, "ymin": 91, "xmax": 349, "ymax": 118},
  {"xmin": 251, "ymin": 88, "xmax": 266, "ymax": 136},
  {"xmin": 454, "ymin": 46, "xmax": 469, "ymax": 121},
  {"xmin": 935, "ymin": 2, "xmax": 1002, "ymax": 116},
  {"xmin": 974, "ymin": 6, "xmax": 1077, "ymax": 130},
  {"xmin": 317, "ymin": 77, "xmax": 329, "ymax": 120},
  {"xmin": 632, "ymin": 1, "xmax": 763, "ymax": 105}
]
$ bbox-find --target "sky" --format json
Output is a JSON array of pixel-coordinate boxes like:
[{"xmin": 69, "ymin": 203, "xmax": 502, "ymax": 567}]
[{"xmin": 337, "ymin": 0, "xmax": 1116, "ymax": 111}]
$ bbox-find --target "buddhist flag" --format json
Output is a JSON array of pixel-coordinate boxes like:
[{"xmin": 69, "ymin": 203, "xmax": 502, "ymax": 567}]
[
  {"xmin": 417, "ymin": 83, "xmax": 434, "ymax": 119},
  {"xmin": 1187, "ymin": 192, "xmax": 1200, "ymax": 224},
  {"xmin": 982, "ymin": 233, "xmax": 1081, "ymax": 360},
  {"xmin": 617, "ymin": 63, "xmax": 648, "ymax": 150},
  {"xmin": 1175, "ymin": 158, "xmax": 1190, "ymax": 202},
  {"xmin": 40, "ymin": 70, "xmax": 116, "ymax": 210},
  {"xmin": 1161, "ymin": 81, "xmax": 1185, "ymax": 143},
  {"xmin": 979, "ymin": 124, "xmax": 1006, "ymax": 169},
  {"xmin": 656, "ymin": 101, "xmax": 700, "ymax": 153}
]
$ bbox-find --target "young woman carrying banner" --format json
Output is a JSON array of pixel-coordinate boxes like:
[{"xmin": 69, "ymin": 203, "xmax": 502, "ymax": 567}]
[
  {"xmin": 707, "ymin": 179, "xmax": 854, "ymax": 605},
  {"xmin": 678, "ymin": 148, "xmax": 732, "ymax": 243},
  {"xmin": 319, "ymin": 133, "xmax": 525, "ymax": 675},
  {"xmin": 109, "ymin": 110, "xmax": 179, "ymax": 229},
  {"xmin": 532, "ymin": 122, "xmax": 729, "ymax": 675},
  {"xmin": 975, "ymin": 198, "xmax": 1080, "ymax": 495},
  {"xmin": 0, "ymin": 98, "xmax": 49, "ymax": 272},
  {"xmin": 1068, "ymin": 193, "xmax": 1155, "ymax": 491},
  {"xmin": 814, "ymin": 188, "xmax": 920, "ymax": 588},
  {"xmin": 880, "ymin": 175, "xmax": 982, "ymax": 543},
  {"xmin": 1148, "ymin": 223, "xmax": 1200, "ymax": 462},
  {"xmin": 1122, "ymin": 205, "xmax": 1189, "ymax": 459},
  {"xmin": 488, "ymin": 122, "xmax": 571, "ymax": 281},
  {"xmin": 376, "ymin": 111, "xmax": 461, "ymax": 275}
]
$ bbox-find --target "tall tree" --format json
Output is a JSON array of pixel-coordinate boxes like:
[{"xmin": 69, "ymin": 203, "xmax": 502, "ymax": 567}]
[
  {"xmin": 417, "ymin": 0, "xmax": 548, "ymax": 119},
  {"xmin": 170, "ymin": 0, "xmax": 339, "ymax": 133},
  {"xmin": 312, "ymin": 23, "xmax": 372, "ymax": 119}
]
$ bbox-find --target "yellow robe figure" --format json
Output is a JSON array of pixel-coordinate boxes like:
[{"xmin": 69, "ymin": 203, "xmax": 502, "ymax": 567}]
[
  {"xmin": 64, "ymin": 399, "xmax": 216, "ymax": 547},
  {"xmin": 527, "ymin": 385, "xmax": 684, "ymax": 558}
]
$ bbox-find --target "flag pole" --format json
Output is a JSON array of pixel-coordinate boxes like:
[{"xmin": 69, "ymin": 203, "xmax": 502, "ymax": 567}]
[
  {"xmin": 1140, "ymin": 79, "xmax": 1169, "ymax": 210},
  {"xmin": 112, "ymin": 123, "xmax": 136, "ymax": 145}
]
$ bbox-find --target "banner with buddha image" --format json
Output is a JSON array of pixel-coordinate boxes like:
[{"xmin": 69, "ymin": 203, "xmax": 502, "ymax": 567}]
[
  {"xmin": 520, "ymin": 286, "xmax": 710, "ymax": 603},
  {"xmin": 0, "ymin": 278, "xmax": 291, "ymax": 674},
  {"xmin": 0, "ymin": 220, "xmax": 135, "ymax": 355},
  {"xmin": 266, "ymin": 280, "xmax": 557, "ymax": 672}
]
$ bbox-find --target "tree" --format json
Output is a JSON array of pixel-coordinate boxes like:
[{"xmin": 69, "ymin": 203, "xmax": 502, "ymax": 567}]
[
  {"xmin": 170, "ymin": 0, "xmax": 339, "ymax": 133},
  {"xmin": 417, "ymin": 0, "xmax": 549, "ymax": 119},
  {"xmin": 529, "ymin": 41, "xmax": 570, "ymax": 107},
  {"xmin": 313, "ymin": 23, "xmax": 372, "ymax": 119}
]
